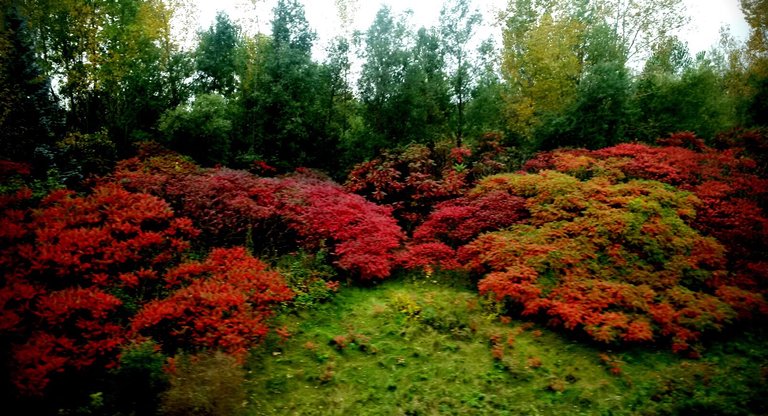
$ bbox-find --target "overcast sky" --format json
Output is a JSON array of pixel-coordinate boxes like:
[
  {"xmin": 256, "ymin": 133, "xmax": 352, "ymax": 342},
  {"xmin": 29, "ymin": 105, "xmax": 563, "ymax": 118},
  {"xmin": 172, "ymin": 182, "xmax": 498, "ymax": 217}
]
[{"xmin": 186, "ymin": 0, "xmax": 751, "ymax": 60}]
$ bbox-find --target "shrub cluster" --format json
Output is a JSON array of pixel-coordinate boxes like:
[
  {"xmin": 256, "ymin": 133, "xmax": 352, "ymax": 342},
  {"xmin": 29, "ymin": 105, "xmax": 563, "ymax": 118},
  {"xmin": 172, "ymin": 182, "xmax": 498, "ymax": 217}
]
[{"xmin": 408, "ymin": 133, "xmax": 767, "ymax": 352}]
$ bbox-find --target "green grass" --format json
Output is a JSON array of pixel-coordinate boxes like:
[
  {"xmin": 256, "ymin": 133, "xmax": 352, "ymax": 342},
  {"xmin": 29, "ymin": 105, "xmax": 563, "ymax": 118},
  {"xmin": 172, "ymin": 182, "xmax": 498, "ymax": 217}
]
[{"xmin": 245, "ymin": 273, "xmax": 768, "ymax": 415}]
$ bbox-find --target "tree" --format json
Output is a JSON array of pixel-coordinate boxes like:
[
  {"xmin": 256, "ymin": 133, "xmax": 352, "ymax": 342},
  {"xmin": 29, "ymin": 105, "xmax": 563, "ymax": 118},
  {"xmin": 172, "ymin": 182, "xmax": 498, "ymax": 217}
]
[
  {"xmin": 158, "ymin": 94, "xmax": 234, "ymax": 166},
  {"xmin": 594, "ymin": 0, "xmax": 689, "ymax": 64},
  {"xmin": 195, "ymin": 12, "xmax": 241, "ymax": 96},
  {"xmin": 630, "ymin": 38, "xmax": 736, "ymax": 141},
  {"xmin": 0, "ymin": 7, "xmax": 60, "ymax": 161},
  {"xmin": 317, "ymin": 36, "xmax": 356, "ymax": 176},
  {"xmin": 740, "ymin": 0, "xmax": 768, "ymax": 125},
  {"xmin": 15, "ymin": 0, "xmax": 183, "ymax": 152},
  {"xmin": 400, "ymin": 27, "xmax": 451, "ymax": 144},
  {"xmin": 252, "ymin": 0, "xmax": 332, "ymax": 171},
  {"xmin": 551, "ymin": 22, "xmax": 632, "ymax": 149},
  {"xmin": 464, "ymin": 38, "xmax": 506, "ymax": 139},
  {"xmin": 500, "ymin": 1, "xmax": 583, "ymax": 147},
  {"xmin": 440, "ymin": 0, "xmax": 482, "ymax": 146},
  {"xmin": 357, "ymin": 6, "xmax": 411, "ymax": 153}
]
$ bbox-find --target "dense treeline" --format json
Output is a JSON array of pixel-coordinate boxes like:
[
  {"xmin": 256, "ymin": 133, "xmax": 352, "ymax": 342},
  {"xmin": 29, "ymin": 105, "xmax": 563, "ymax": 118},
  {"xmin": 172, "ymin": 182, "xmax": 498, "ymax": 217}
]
[{"xmin": 1, "ymin": 0, "xmax": 767, "ymax": 180}]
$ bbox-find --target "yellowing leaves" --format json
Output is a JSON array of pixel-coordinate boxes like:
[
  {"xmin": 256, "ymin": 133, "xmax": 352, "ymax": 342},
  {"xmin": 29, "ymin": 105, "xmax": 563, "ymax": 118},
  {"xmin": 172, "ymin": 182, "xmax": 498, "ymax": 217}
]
[{"xmin": 501, "ymin": 10, "xmax": 583, "ymax": 141}]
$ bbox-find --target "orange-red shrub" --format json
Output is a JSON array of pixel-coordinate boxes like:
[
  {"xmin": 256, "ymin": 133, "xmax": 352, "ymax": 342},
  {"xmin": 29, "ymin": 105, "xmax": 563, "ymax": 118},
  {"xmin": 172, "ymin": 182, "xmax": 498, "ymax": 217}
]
[
  {"xmin": 0, "ymin": 185, "xmax": 198, "ymax": 395},
  {"xmin": 131, "ymin": 247, "xmax": 293, "ymax": 359},
  {"xmin": 114, "ymin": 155, "xmax": 405, "ymax": 280}
]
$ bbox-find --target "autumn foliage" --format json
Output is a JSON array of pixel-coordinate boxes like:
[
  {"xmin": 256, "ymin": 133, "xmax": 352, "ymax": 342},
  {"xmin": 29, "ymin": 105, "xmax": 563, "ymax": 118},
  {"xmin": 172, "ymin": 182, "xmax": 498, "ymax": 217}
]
[
  {"xmin": 523, "ymin": 132, "xmax": 768, "ymax": 303},
  {"xmin": 409, "ymin": 132, "xmax": 767, "ymax": 352},
  {"xmin": 131, "ymin": 247, "xmax": 293, "ymax": 359},
  {"xmin": 115, "ymin": 153, "xmax": 404, "ymax": 279},
  {"xmin": 345, "ymin": 136, "xmax": 509, "ymax": 229},
  {"xmin": 2, "ymin": 130, "xmax": 767, "ymax": 402},
  {"xmin": 0, "ymin": 185, "xmax": 198, "ymax": 395}
]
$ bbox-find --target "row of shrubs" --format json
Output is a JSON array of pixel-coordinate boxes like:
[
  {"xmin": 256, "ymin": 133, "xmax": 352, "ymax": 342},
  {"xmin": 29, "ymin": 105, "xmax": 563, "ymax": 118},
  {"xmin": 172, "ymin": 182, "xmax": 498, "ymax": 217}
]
[{"xmin": 1, "ymin": 130, "xmax": 766, "ymax": 408}]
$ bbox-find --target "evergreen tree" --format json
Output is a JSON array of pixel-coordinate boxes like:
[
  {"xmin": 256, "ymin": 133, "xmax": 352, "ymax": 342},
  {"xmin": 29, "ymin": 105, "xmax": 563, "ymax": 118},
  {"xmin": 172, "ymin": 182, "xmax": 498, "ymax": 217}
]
[{"xmin": 0, "ymin": 7, "xmax": 59, "ymax": 161}]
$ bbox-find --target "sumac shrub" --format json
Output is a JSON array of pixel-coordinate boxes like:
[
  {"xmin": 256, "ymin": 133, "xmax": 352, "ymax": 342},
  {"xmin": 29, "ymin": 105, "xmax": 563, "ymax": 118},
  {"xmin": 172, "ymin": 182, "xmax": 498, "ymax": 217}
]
[
  {"xmin": 522, "ymin": 134, "xmax": 768, "ymax": 315},
  {"xmin": 275, "ymin": 173, "xmax": 404, "ymax": 280},
  {"xmin": 345, "ymin": 136, "xmax": 511, "ymax": 230},
  {"xmin": 113, "ymin": 155, "xmax": 405, "ymax": 280},
  {"xmin": 0, "ymin": 185, "xmax": 198, "ymax": 395},
  {"xmin": 413, "ymin": 191, "xmax": 529, "ymax": 247},
  {"xmin": 345, "ymin": 143, "xmax": 471, "ymax": 228},
  {"xmin": 456, "ymin": 171, "xmax": 747, "ymax": 352},
  {"xmin": 131, "ymin": 247, "xmax": 293, "ymax": 359}
]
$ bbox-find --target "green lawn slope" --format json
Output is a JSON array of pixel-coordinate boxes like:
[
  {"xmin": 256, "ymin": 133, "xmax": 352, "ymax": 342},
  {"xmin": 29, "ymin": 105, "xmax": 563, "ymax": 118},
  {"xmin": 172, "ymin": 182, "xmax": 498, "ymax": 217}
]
[{"xmin": 244, "ymin": 273, "xmax": 768, "ymax": 415}]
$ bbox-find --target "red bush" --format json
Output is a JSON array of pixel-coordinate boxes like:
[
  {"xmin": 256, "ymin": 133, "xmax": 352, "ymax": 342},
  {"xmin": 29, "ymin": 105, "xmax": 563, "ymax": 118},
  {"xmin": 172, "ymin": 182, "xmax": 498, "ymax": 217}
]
[
  {"xmin": 113, "ymin": 156, "xmax": 405, "ymax": 280},
  {"xmin": 131, "ymin": 247, "xmax": 293, "ymax": 359},
  {"xmin": 345, "ymin": 143, "xmax": 471, "ymax": 228},
  {"xmin": 0, "ymin": 185, "xmax": 198, "ymax": 395},
  {"xmin": 458, "ymin": 171, "xmax": 743, "ymax": 352},
  {"xmin": 345, "ymin": 137, "xmax": 512, "ymax": 229},
  {"xmin": 275, "ymin": 174, "xmax": 404, "ymax": 279},
  {"xmin": 413, "ymin": 191, "xmax": 529, "ymax": 246},
  {"xmin": 13, "ymin": 287, "xmax": 125, "ymax": 396}
]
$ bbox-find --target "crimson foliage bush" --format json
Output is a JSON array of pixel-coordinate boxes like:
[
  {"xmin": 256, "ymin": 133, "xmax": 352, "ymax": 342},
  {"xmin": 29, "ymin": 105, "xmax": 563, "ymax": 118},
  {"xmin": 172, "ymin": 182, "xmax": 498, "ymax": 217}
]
[
  {"xmin": 113, "ymin": 153, "xmax": 404, "ymax": 280},
  {"xmin": 409, "ymin": 133, "xmax": 767, "ymax": 352},
  {"xmin": 275, "ymin": 173, "xmax": 404, "ymax": 279},
  {"xmin": 345, "ymin": 136, "xmax": 509, "ymax": 229},
  {"xmin": 0, "ymin": 185, "xmax": 198, "ymax": 395},
  {"xmin": 131, "ymin": 247, "xmax": 293, "ymax": 359}
]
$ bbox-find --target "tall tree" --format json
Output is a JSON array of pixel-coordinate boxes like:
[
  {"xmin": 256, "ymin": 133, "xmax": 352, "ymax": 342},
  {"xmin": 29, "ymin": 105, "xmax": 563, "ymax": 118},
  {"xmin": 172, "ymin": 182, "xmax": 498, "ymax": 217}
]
[
  {"xmin": 0, "ymin": 6, "xmax": 59, "ymax": 161},
  {"xmin": 594, "ymin": 0, "xmax": 689, "ymax": 64},
  {"xmin": 464, "ymin": 38, "xmax": 506, "ymax": 139},
  {"xmin": 159, "ymin": 93, "xmax": 233, "ymax": 166},
  {"xmin": 551, "ymin": 22, "xmax": 632, "ymax": 149},
  {"xmin": 500, "ymin": 1, "xmax": 583, "ymax": 147},
  {"xmin": 17, "ymin": 0, "xmax": 179, "ymax": 151},
  {"xmin": 317, "ymin": 36, "xmax": 355, "ymax": 176},
  {"xmin": 253, "ymin": 0, "xmax": 330, "ymax": 170},
  {"xmin": 195, "ymin": 11, "xmax": 241, "ymax": 96},
  {"xmin": 740, "ymin": 0, "xmax": 768, "ymax": 125},
  {"xmin": 440, "ymin": 0, "xmax": 482, "ymax": 146},
  {"xmin": 357, "ymin": 6, "xmax": 410, "ymax": 152},
  {"xmin": 630, "ymin": 37, "xmax": 735, "ymax": 140},
  {"xmin": 401, "ymin": 27, "xmax": 451, "ymax": 144}
]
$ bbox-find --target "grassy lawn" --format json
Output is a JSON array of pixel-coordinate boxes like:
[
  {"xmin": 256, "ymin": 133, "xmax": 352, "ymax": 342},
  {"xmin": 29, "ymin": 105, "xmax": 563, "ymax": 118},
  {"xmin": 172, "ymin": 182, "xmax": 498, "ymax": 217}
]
[{"xmin": 244, "ymin": 273, "xmax": 768, "ymax": 415}]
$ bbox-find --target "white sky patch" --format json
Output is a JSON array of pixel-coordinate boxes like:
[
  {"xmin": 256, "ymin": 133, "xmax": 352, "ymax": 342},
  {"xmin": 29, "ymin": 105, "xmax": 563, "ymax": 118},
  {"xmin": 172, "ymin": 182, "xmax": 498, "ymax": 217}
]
[{"xmin": 680, "ymin": 0, "xmax": 749, "ymax": 53}]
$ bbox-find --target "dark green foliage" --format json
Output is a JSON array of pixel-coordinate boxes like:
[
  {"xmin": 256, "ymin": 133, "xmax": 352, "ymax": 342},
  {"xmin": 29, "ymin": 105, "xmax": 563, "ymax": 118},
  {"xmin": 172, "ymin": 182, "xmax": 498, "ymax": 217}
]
[
  {"xmin": 195, "ymin": 12, "xmax": 241, "ymax": 96},
  {"xmin": 544, "ymin": 23, "xmax": 632, "ymax": 149},
  {"xmin": 159, "ymin": 94, "xmax": 233, "ymax": 166},
  {"xmin": 355, "ymin": 6, "xmax": 411, "ymax": 155},
  {"xmin": 0, "ymin": 8, "xmax": 59, "ymax": 161},
  {"xmin": 250, "ymin": 0, "xmax": 338, "ymax": 172},
  {"xmin": 277, "ymin": 250, "xmax": 339, "ymax": 310},
  {"xmin": 54, "ymin": 130, "xmax": 117, "ymax": 186},
  {"xmin": 440, "ymin": 0, "xmax": 482, "ymax": 146},
  {"xmin": 630, "ymin": 38, "xmax": 738, "ymax": 141},
  {"xmin": 106, "ymin": 341, "xmax": 169, "ymax": 415},
  {"xmin": 355, "ymin": 7, "xmax": 452, "ymax": 154}
]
